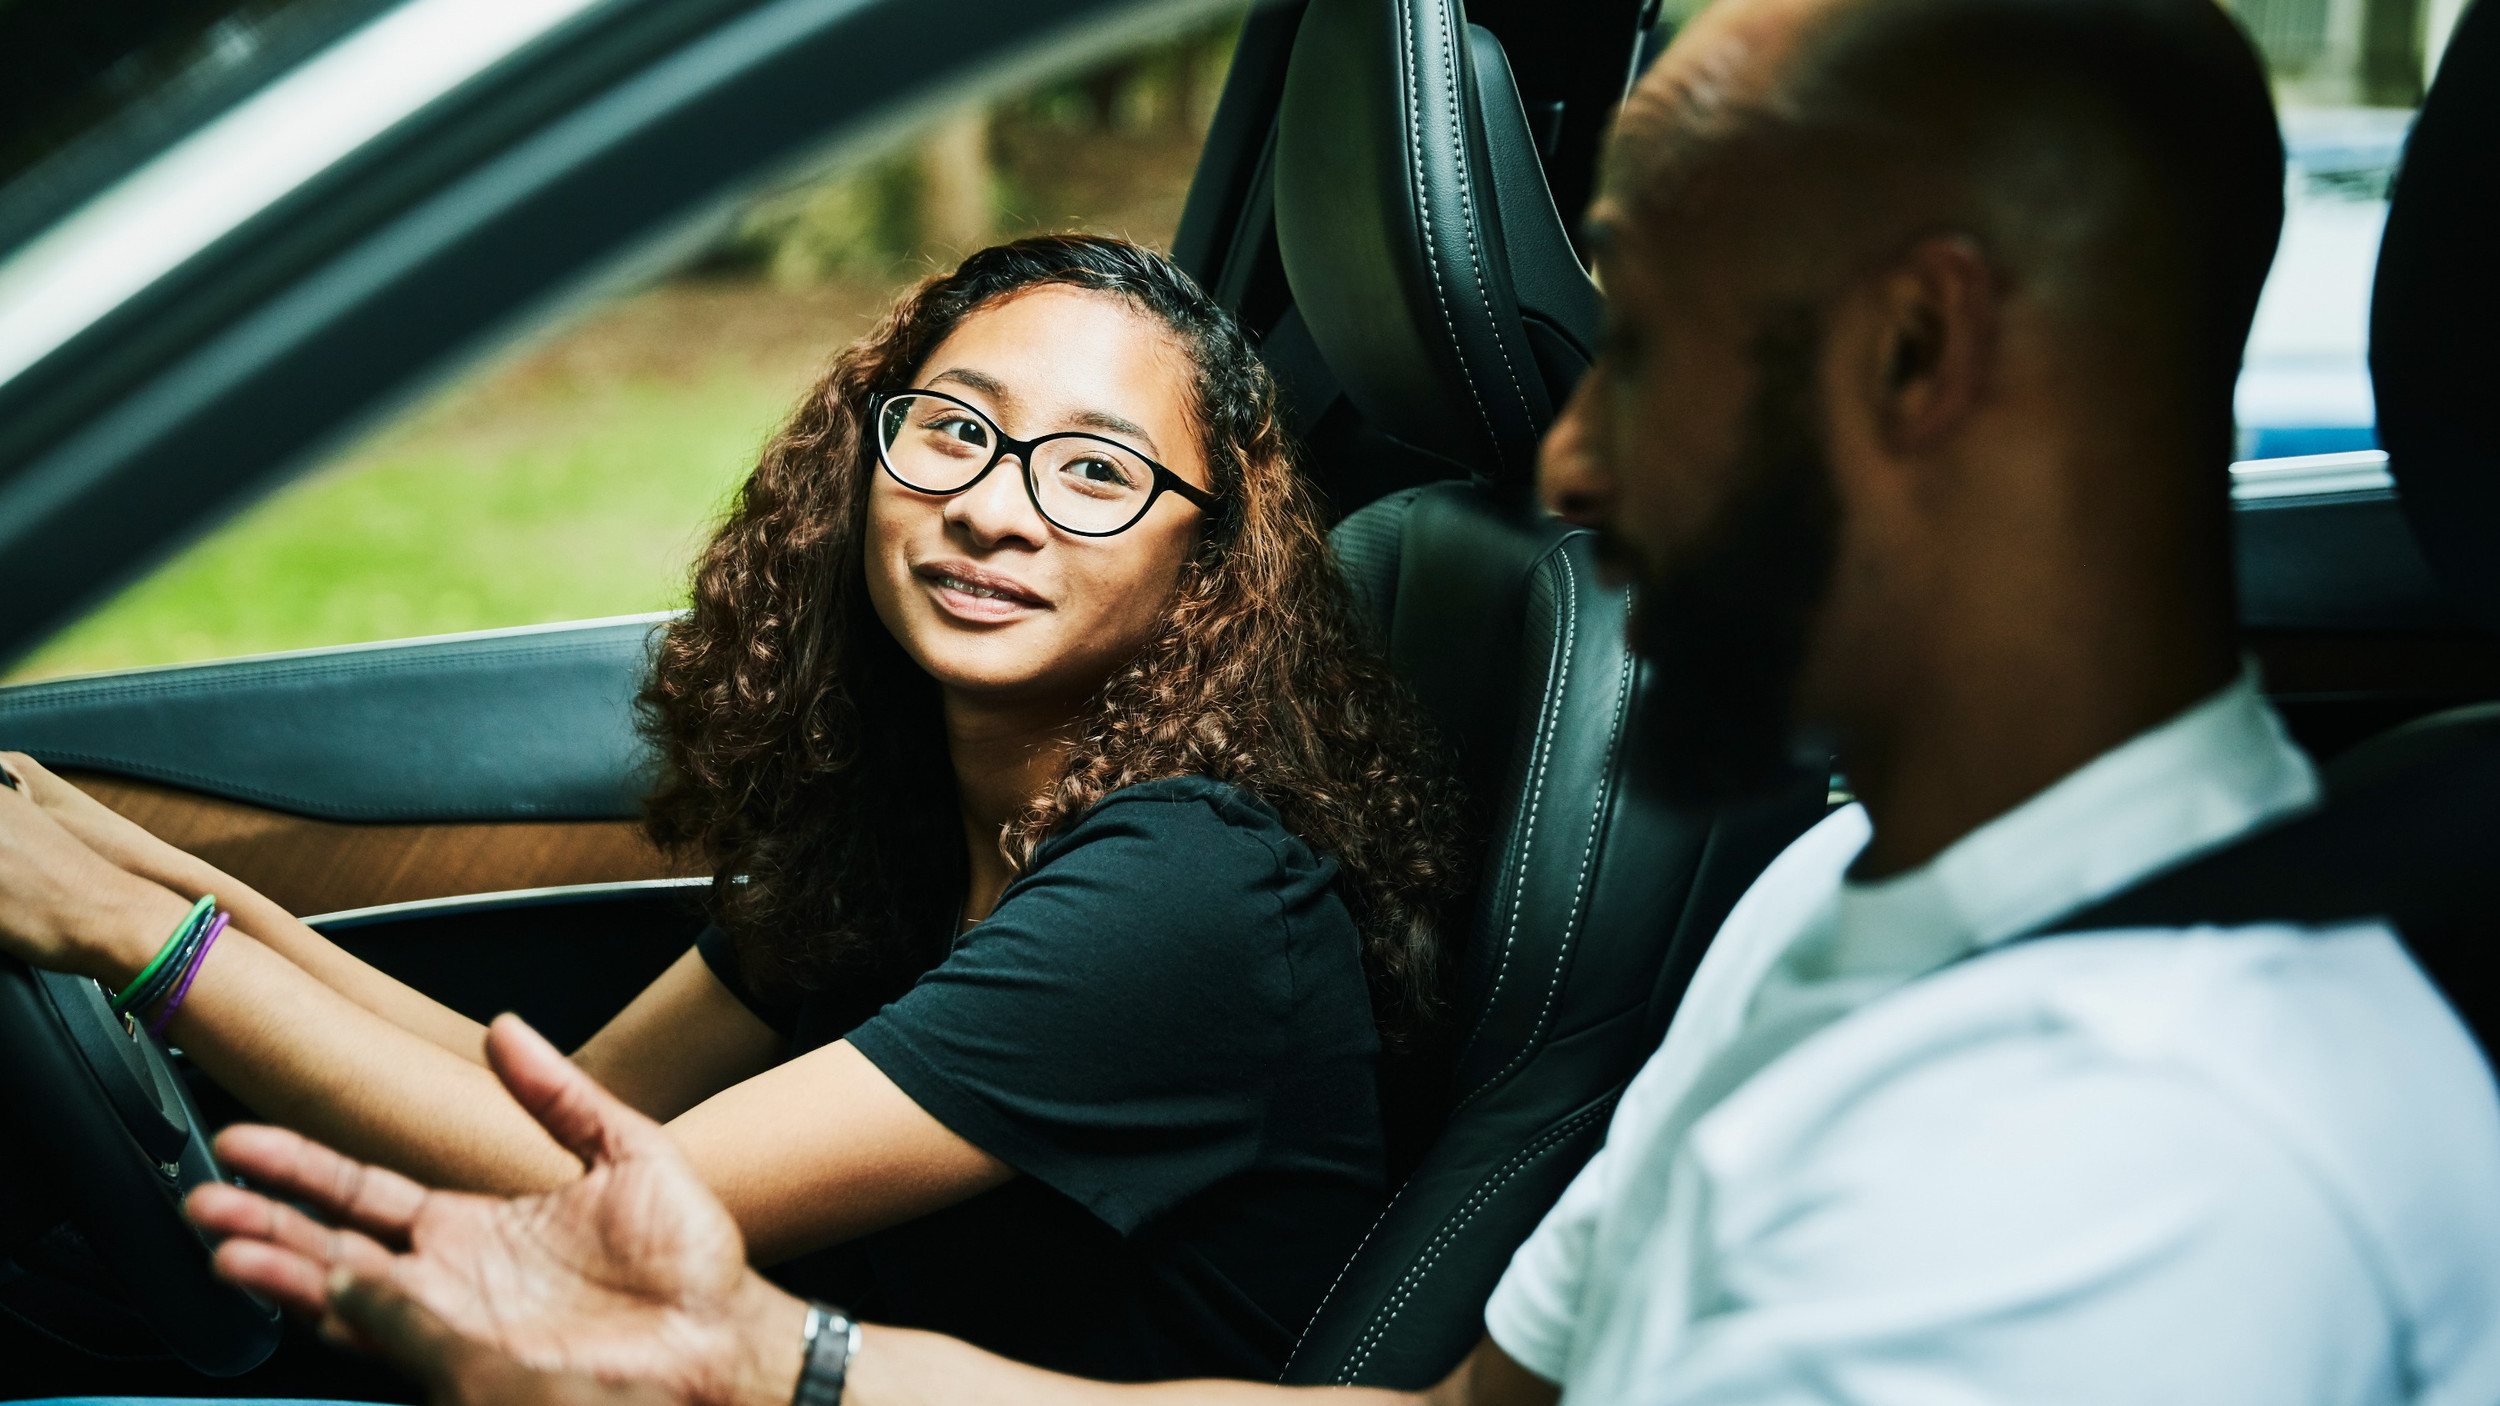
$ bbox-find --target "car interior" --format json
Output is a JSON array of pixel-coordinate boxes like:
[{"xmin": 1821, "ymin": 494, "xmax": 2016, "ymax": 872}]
[{"xmin": 1, "ymin": 0, "xmax": 2495, "ymax": 1396}]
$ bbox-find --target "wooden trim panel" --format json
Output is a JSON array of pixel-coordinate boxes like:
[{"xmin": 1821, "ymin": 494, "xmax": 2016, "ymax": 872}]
[{"xmin": 64, "ymin": 771, "xmax": 703, "ymax": 919}]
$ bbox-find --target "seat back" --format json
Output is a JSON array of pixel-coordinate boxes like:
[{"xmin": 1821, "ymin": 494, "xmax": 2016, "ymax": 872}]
[
  {"xmin": 1273, "ymin": 0, "xmax": 1601, "ymax": 481},
  {"xmin": 2348, "ymin": 0, "xmax": 2500, "ymax": 1059},
  {"xmin": 1261, "ymin": 0, "xmax": 1827, "ymax": 1385},
  {"xmin": 2372, "ymin": 0, "xmax": 2500, "ymax": 637},
  {"xmin": 1302, "ymin": 483, "xmax": 1822, "ymax": 1386}
]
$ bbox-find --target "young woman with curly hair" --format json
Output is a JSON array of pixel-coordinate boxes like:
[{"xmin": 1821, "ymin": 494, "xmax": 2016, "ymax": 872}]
[{"xmin": 0, "ymin": 235, "xmax": 1464, "ymax": 1380}]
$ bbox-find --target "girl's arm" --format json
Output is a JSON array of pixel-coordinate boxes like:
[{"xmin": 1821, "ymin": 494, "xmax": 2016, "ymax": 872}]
[
  {"xmin": 575, "ymin": 949, "xmax": 787, "ymax": 1122},
  {"xmin": 4, "ymin": 751, "xmax": 492, "ymax": 1060},
  {"xmin": 3, "ymin": 775, "xmax": 999, "ymax": 1240},
  {"xmin": 9, "ymin": 752, "xmax": 787, "ymax": 1121},
  {"xmin": 669, "ymin": 1038, "xmax": 1015, "ymax": 1264},
  {"xmin": 0, "ymin": 805, "xmax": 586, "ymax": 1193}
]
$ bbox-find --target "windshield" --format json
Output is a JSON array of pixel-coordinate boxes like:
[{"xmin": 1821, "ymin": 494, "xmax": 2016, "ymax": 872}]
[{"xmin": 0, "ymin": 0, "xmax": 397, "ymax": 258}]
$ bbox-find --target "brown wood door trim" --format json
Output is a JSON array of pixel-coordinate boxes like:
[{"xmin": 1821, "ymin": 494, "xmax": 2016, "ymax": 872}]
[{"xmin": 66, "ymin": 771, "xmax": 704, "ymax": 920}]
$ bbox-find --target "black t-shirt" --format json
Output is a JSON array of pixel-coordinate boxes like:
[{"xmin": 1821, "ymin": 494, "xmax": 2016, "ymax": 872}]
[{"xmin": 695, "ymin": 776, "xmax": 1387, "ymax": 1381}]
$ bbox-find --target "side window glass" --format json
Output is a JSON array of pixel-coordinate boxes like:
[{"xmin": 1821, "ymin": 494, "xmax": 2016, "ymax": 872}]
[
  {"xmin": 9, "ymin": 16, "xmax": 1242, "ymax": 683},
  {"xmin": 2228, "ymin": 0, "xmax": 2460, "ymax": 472}
]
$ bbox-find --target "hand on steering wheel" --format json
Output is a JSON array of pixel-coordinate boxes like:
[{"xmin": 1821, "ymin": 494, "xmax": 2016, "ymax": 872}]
[
  {"xmin": 1, "ymin": 751, "xmax": 213, "ymax": 891},
  {"xmin": 0, "ymin": 756, "xmax": 189, "ymax": 979}
]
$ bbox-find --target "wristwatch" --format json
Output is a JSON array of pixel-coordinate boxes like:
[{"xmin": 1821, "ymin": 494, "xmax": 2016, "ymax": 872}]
[{"xmin": 792, "ymin": 1301, "xmax": 861, "ymax": 1406}]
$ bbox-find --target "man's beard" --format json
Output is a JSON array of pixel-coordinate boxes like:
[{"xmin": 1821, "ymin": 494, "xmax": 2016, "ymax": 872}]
[{"xmin": 1620, "ymin": 310, "xmax": 1840, "ymax": 809}]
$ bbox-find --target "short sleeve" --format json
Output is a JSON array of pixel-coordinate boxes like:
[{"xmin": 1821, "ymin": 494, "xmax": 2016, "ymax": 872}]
[
  {"xmin": 1482, "ymin": 1134, "xmax": 1617, "ymax": 1382},
  {"xmin": 844, "ymin": 779, "xmax": 1337, "ymax": 1236},
  {"xmin": 695, "ymin": 923, "xmax": 798, "ymax": 1040}
]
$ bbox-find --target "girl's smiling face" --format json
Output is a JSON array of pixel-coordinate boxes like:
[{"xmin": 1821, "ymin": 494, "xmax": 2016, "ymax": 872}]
[{"xmin": 864, "ymin": 285, "xmax": 1215, "ymax": 709}]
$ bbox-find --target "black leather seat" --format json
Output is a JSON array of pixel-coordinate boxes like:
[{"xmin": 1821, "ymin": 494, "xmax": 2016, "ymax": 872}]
[
  {"xmin": 2336, "ymin": 0, "xmax": 2500, "ymax": 805},
  {"xmin": 2303, "ymin": 0, "xmax": 2500, "ymax": 1053},
  {"xmin": 1240, "ymin": 0, "xmax": 1827, "ymax": 1386}
]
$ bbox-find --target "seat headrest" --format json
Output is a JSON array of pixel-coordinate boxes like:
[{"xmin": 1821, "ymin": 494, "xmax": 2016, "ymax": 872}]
[
  {"xmin": 2370, "ymin": 0, "xmax": 2500, "ymax": 631},
  {"xmin": 1273, "ymin": 0, "xmax": 1602, "ymax": 485}
]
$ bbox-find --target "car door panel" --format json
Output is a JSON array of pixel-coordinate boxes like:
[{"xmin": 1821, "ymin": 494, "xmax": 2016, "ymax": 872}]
[
  {"xmin": 56, "ymin": 770, "xmax": 689, "ymax": 918},
  {"xmin": 0, "ymin": 617, "xmax": 661, "ymax": 820},
  {"xmin": 0, "ymin": 617, "xmax": 696, "ymax": 915}
]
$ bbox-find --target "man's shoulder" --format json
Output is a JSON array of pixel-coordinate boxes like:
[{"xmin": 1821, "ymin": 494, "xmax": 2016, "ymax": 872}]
[
  {"xmin": 1702, "ymin": 921, "xmax": 2500, "ymax": 1335},
  {"xmin": 1714, "ymin": 920, "xmax": 2499, "ymax": 1172}
]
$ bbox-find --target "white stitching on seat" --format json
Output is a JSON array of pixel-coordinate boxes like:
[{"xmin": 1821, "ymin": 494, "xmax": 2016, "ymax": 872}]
[
  {"xmin": 1431, "ymin": 0, "xmax": 1532, "ymax": 475},
  {"xmin": 1395, "ymin": 0, "xmax": 1504, "ymax": 463},
  {"xmin": 1459, "ymin": 547, "xmax": 1575, "ymax": 1062},
  {"xmin": 1461, "ymin": 570, "xmax": 1639, "ymax": 1107},
  {"xmin": 1282, "ymin": 1170, "xmax": 1414, "ymax": 1375},
  {"xmin": 1333, "ymin": 1098, "xmax": 1617, "ymax": 1383}
]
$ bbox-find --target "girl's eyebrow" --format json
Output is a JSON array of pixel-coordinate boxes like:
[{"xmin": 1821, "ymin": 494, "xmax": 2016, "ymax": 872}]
[
  {"xmin": 1070, "ymin": 408, "xmax": 1158, "ymax": 455},
  {"xmin": 929, "ymin": 366, "xmax": 1013, "ymax": 407},
  {"xmin": 929, "ymin": 366, "xmax": 1160, "ymax": 457}
]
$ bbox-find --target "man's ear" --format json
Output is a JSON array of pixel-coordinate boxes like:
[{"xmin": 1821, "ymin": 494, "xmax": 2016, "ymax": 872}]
[{"xmin": 1855, "ymin": 233, "xmax": 1997, "ymax": 453}]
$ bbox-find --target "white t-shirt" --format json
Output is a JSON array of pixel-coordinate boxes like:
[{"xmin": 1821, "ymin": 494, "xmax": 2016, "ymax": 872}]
[{"xmin": 1482, "ymin": 673, "xmax": 2500, "ymax": 1405}]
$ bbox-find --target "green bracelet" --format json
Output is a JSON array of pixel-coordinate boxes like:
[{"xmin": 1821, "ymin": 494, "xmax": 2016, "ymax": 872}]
[
  {"xmin": 128, "ymin": 898, "xmax": 220, "ymax": 1018},
  {"xmin": 114, "ymin": 895, "xmax": 216, "ymax": 1018}
]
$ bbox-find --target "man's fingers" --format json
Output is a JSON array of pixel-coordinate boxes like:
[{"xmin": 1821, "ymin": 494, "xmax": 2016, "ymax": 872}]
[
  {"xmin": 211, "ymin": 1236, "xmax": 336, "ymax": 1317},
  {"xmin": 484, "ymin": 1013, "xmax": 660, "ymax": 1169},
  {"xmin": 212, "ymin": 1123, "xmax": 431, "ymax": 1241},
  {"xmin": 189, "ymin": 1180, "xmax": 403, "ymax": 1279}
]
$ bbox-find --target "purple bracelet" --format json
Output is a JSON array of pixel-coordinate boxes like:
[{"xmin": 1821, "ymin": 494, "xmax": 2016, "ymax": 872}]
[{"xmin": 147, "ymin": 910, "xmax": 228, "ymax": 1039}]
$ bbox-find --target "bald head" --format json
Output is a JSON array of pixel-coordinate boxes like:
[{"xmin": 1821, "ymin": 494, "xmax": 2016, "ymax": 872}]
[
  {"xmin": 1542, "ymin": 0, "xmax": 2281, "ymax": 864},
  {"xmin": 1607, "ymin": 0, "xmax": 2283, "ymax": 428}
]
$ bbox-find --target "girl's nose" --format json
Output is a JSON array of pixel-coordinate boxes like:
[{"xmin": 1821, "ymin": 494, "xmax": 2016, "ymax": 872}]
[{"xmin": 944, "ymin": 455, "xmax": 1048, "ymax": 547}]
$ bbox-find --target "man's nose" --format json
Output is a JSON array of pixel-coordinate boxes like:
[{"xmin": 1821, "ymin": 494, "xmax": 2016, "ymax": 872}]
[
  {"xmin": 945, "ymin": 455, "xmax": 1047, "ymax": 545},
  {"xmin": 1538, "ymin": 373, "xmax": 1616, "ymax": 527}
]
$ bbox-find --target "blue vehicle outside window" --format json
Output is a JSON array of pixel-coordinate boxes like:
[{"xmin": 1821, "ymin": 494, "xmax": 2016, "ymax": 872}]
[{"xmin": 2234, "ymin": 108, "xmax": 2408, "ymax": 465}]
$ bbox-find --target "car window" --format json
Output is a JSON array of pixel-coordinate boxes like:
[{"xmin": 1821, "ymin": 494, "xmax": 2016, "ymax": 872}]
[
  {"xmin": 2230, "ymin": 0, "xmax": 2464, "ymax": 469},
  {"xmin": 7, "ymin": 14, "xmax": 1246, "ymax": 684}
]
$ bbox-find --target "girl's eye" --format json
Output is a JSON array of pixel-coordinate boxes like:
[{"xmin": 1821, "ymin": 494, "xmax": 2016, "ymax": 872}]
[
  {"xmin": 934, "ymin": 415, "xmax": 988, "ymax": 446},
  {"xmin": 1070, "ymin": 457, "xmax": 1123, "ymax": 484}
]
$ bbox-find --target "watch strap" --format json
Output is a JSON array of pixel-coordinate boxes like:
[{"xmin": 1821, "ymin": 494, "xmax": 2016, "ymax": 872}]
[{"xmin": 792, "ymin": 1301, "xmax": 858, "ymax": 1406}]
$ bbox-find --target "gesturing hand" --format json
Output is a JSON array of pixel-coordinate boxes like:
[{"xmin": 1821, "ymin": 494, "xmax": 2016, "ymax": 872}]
[
  {"xmin": 327, "ymin": 1275, "xmax": 677, "ymax": 1406},
  {"xmin": 188, "ymin": 1015, "xmax": 805, "ymax": 1406}
]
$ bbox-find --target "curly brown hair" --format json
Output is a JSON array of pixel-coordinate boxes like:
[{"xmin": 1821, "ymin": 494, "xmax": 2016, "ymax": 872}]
[{"xmin": 640, "ymin": 235, "xmax": 1465, "ymax": 1045}]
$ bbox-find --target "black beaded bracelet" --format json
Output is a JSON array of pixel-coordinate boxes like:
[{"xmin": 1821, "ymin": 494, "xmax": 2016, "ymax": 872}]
[{"xmin": 792, "ymin": 1301, "xmax": 859, "ymax": 1406}]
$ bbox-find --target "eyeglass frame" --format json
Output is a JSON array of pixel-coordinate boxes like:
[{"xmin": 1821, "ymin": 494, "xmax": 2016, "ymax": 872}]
[{"xmin": 868, "ymin": 389, "xmax": 1223, "ymax": 538}]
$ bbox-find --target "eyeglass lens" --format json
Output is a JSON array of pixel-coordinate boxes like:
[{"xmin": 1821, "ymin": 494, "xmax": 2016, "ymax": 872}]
[{"xmin": 878, "ymin": 393, "xmax": 1160, "ymax": 535}]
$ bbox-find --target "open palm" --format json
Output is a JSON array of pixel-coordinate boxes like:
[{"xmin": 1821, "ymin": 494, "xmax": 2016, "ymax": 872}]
[{"xmin": 189, "ymin": 1015, "xmax": 796, "ymax": 1406}]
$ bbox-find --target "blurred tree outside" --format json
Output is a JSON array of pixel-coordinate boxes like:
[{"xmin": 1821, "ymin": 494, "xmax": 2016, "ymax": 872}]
[
  {"xmin": 12, "ymin": 15, "xmax": 1242, "ymax": 682},
  {"xmin": 2222, "ymin": 0, "xmax": 2467, "ymax": 106}
]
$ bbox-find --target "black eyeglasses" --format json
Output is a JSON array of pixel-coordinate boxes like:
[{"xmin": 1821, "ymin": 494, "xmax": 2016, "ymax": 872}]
[{"xmin": 870, "ymin": 389, "xmax": 1220, "ymax": 538}]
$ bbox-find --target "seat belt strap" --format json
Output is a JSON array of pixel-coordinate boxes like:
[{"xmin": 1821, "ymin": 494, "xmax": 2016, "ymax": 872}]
[{"xmin": 2016, "ymin": 731, "xmax": 2500, "ymax": 1059}]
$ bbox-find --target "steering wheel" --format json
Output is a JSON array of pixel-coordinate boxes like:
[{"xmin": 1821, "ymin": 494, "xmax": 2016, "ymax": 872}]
[{"xmin": 0, "ymin": 954, "xmax": 281, "ymax": 1375}]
